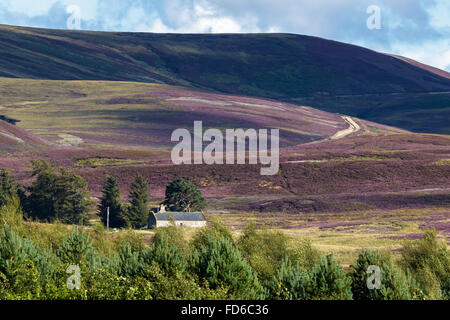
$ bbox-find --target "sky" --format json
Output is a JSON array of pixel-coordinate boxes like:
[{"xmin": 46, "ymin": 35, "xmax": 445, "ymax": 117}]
[{"xmin": 0, "ymin": 0, "xmax": 449, "ymax": 71}]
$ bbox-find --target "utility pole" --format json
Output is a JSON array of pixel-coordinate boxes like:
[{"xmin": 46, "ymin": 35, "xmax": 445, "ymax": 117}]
[{"xmin": 106, "ymin": 206, "xmax": 110, "ymax": 231}]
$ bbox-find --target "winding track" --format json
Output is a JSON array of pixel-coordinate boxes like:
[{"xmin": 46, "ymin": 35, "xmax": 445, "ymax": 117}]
[{"xmin": 330, "ymin": 116, "xmax": 360, "ymax": 140}]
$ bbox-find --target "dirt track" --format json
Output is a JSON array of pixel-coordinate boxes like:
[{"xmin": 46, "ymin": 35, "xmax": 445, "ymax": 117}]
[{"xmin": 330, "ymin": 116, "xmax": 360, "ymax": 140}]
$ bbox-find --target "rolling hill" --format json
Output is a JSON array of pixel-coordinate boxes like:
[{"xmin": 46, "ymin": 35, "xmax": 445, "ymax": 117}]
[
  {"xmin": 0, "ymin": 77, "xmax": 400, "ymax": 151},
  {"xmin": 0, "ymin": 24, "xmax": 450, "ymax": 133}
]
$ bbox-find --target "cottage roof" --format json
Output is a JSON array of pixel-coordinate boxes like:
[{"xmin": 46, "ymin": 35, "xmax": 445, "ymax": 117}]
[{"xmin": 153, "ymin": 212, "xmax": 205, "ymax": 221}]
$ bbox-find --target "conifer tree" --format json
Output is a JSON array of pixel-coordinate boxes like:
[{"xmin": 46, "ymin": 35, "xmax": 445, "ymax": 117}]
[
  {"xmin": 25, "ymin": 160, "xmax": 91, "ymax": 224},
  {"xmin": 0, "ymin": 169, "xmax": 19, "ymax": 207},
  {"xmin": 127, "ymin": 174, "xmax": 150, "ymax": 229},
  {"xmin": 164, "ymin": 178, "xmax": 205, "ymax": 212},
  {"xmin": 99, "ymin": 175, "xmax": 126, "ymax": 228}
]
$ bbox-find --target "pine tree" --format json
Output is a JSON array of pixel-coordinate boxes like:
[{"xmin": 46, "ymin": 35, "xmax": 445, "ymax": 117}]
[
  {"xmin": 126, "ymin": 175, "xmax": 150, "ymax": 229},
  {"xmin": 0, "ymin": 169, "xmax": 19, "ymax": 207},
  {"xmin": 25, "ymin": 160, "xmax": 91, "ymax": 224},
  {"xmin": 164, "ymin": 178, "xmax": 206, "ymax": 212},
  {"xmin": 99, "ymin": 175, "xmax": 126, "ymax": 228},
  {"xmin": 192, "ymin": 234, "xmax": 264, "ymax": 299}
]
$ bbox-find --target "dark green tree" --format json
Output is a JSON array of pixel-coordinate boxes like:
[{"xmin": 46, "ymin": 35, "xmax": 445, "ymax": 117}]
[
  {"xmin": 0, "ymin": 169, "xmax": 20, "ymax": 207},
  {"xmin": 191, "ymin": 234, "xmax": 263, "ymax": 299},
  {"xmin": 164, "ymin": 178, "xmax": 206, "ymax": 212},
  {"xmin": 99, "ymin": 175, "xmax": 126, "ymax": 228},
  {"xmin": 25, "ymin": 160, "xmax": 91, "ymax": 224},
  {"xmin": 308, "ymin": 254, "xmax": 353, "ymax": 300},
  {"xmin": 350, "ymin": 250, "xmax": 422, "ymax": 300},
  {"xmin": 126, "ymin": 175, "xmax": 150, "ymax": 229}
]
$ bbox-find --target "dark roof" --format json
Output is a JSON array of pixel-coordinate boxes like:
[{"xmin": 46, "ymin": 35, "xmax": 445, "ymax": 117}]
[{"xmin": 154, "ymin": 212, "xmax": 205, "ymax": 221}]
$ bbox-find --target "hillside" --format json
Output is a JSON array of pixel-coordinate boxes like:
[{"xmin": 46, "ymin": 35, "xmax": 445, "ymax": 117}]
[
  {"xmin": 1, "ymin": 25, "xmax": 450, "ymax": 134},
  {"xmin": 0, "ymin": 77, "xmax": 398, "ymax": 151}
]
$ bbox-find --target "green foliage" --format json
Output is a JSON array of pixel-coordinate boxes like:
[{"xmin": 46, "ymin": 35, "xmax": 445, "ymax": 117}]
[
  {"xmin": 289, "ymin": 238, "xmax": 321, "ymax": 269},
  {"xmin": 237, "ymin": 224, "xmax": 290, "ymax": 283},
  {"xmin": 99, "ymin": 175, "xmax": 127, "ymax": 228},
  {"xmin": 191, "ymin": 218, "xmax": 233, "ymax": 250},
  {"xmin": 57, "ymin": 226, "xmax": 100, "ymax": 268},
  {"xmin": 146, "ymin": 234, "xmax": 187, "ymax": 277},
  {"xmin": 308, "ymin": 254, "xmax": 353, "ymax": 300},
  {"xmin": 0, "ymin": 168, "xmax": 20, "ymax": 208},
  {"xmin": 267, "ymin": 256, "xmax": 310, "ymax": 300},
  {"xmin": 164, "ymin": 178, "xmax": 206, "ymax": 212},
  {"xmin": 350, "ymin": 250, "xmax": 422, "ymax": 300},
  {"xmin": 400, "ymin": 230, "xmax": 450, "ymax": 299},
  {"xmin": 0, "ymin": 196, "xmax": 24, "ymax": 232},
  {"xmin": 126, "ymin": 175, "xmax": 150, "ymax": 229},
  {"xmin": 0, "ymin": 225, "xmax": 59, "ymax": 296},
  {"xmin": 191, "ymin": 234, "xmax": 263, "ymax": 299},
  {"xmin": 268, "ymin": 254, "xmax": 352, "ymax": 300},
  {"xmin": 25, "ymin": 160, "xmax": 92, "ymax": 224}
]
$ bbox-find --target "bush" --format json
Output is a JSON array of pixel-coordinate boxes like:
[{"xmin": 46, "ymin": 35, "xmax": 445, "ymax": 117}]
[
  {"xmin": 0, "ymin": 225, "xmax": 59, "ymax": 297},
  {"xmin": 400, "ymin": 230, "xmax": 450, "ymax": 299},
  {"xmin": 191, "ymin": 218, "xmax": 233, "ymax": 250},
  {"xmin": 308, "ymin": 254, "xmax": 353, "ymax": 300},
  {"xmin": 237, "ymin": 224, "xmax": 290, "ymax": 284},
  {"xmin": 57, "ymin": 226, "xmax": 100, "ymax": 269},
  {"xmin": 191, "ymin": 234, "xmax": 263, "ymax": 299},
  {"xmin": 350, "ymin": 250, "xmax": 422, "ymax": 300},
  {"xmin": 267, "ymin": 256, "xmax": 311, "ymax": 300},
  {"xmin": 145, "ymin": 233, "xmax": 187, "ymax": 277}
]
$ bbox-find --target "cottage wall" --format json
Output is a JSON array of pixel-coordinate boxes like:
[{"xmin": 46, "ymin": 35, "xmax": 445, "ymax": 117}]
[{"xmin": 156, "ymin": 220, "xmax": 206, "ymax": 228}]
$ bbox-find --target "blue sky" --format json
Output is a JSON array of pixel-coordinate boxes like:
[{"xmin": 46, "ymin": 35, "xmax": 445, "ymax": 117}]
[{"xmin": 0, "ymin": 0, "xmax": 449, "ymax": 71}]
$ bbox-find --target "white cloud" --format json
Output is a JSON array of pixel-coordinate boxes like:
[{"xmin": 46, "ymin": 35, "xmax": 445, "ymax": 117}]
[{"xmin": 145, "ymin": 0, "xmax": 262, "ymax": 33}]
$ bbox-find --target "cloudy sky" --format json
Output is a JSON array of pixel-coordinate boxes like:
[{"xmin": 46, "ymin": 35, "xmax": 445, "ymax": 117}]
[{"xmin": 0, "ymin": 0, "xmax": 449, "ymax": 71}]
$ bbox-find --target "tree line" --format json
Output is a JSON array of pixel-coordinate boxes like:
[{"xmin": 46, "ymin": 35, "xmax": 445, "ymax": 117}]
[
  {"xmin": 0, "ymin": 205, "xmax": 448, "ymax": 300},
  {"xmin": 0, "ymin": 160, "xmax": 206, "ymax": 229}
]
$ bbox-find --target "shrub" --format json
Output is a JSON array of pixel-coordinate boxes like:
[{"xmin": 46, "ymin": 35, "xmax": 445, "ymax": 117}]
[
  {"xmin": 57, "ymin": 226, "xmax": 100, "ymax": 269},
  {"xmin": 0, "ymin": 196, "xmax": 24, "ymax": 232},
  {"xmin": 191, "ymin": 218, "xmax": 233, "ymax": 250},
  {"xmin": 308, "ymin": 254, "xmax": 353, "ymax": 300},
  {"xmin": 146, "ymin": 233, "xmax": 187, "ymax": 277},
  {"xmin": 350, "ymin": 250, "xmax": 422, "ymax": 300},
  {"xmin": 267, "ymin": 256, "xmax": 311, "ymax": 300},
  {"xmin": 191, "ymin": 234, "xmax": 263, "ymax": 299},
  {"xmin": 400, "ymin": 230, "xmax": 450, "ymax": 299},
  {"xmin": 0, "ymin": 225, "xmax": 59, "ymax": 297},
  {"xmin": 237, "ymin": 224, "xmax": 290, "ymax": 283},
  {"xmin": 0, "ymin": 169, "xmax": 21, "ymax": 208}
]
